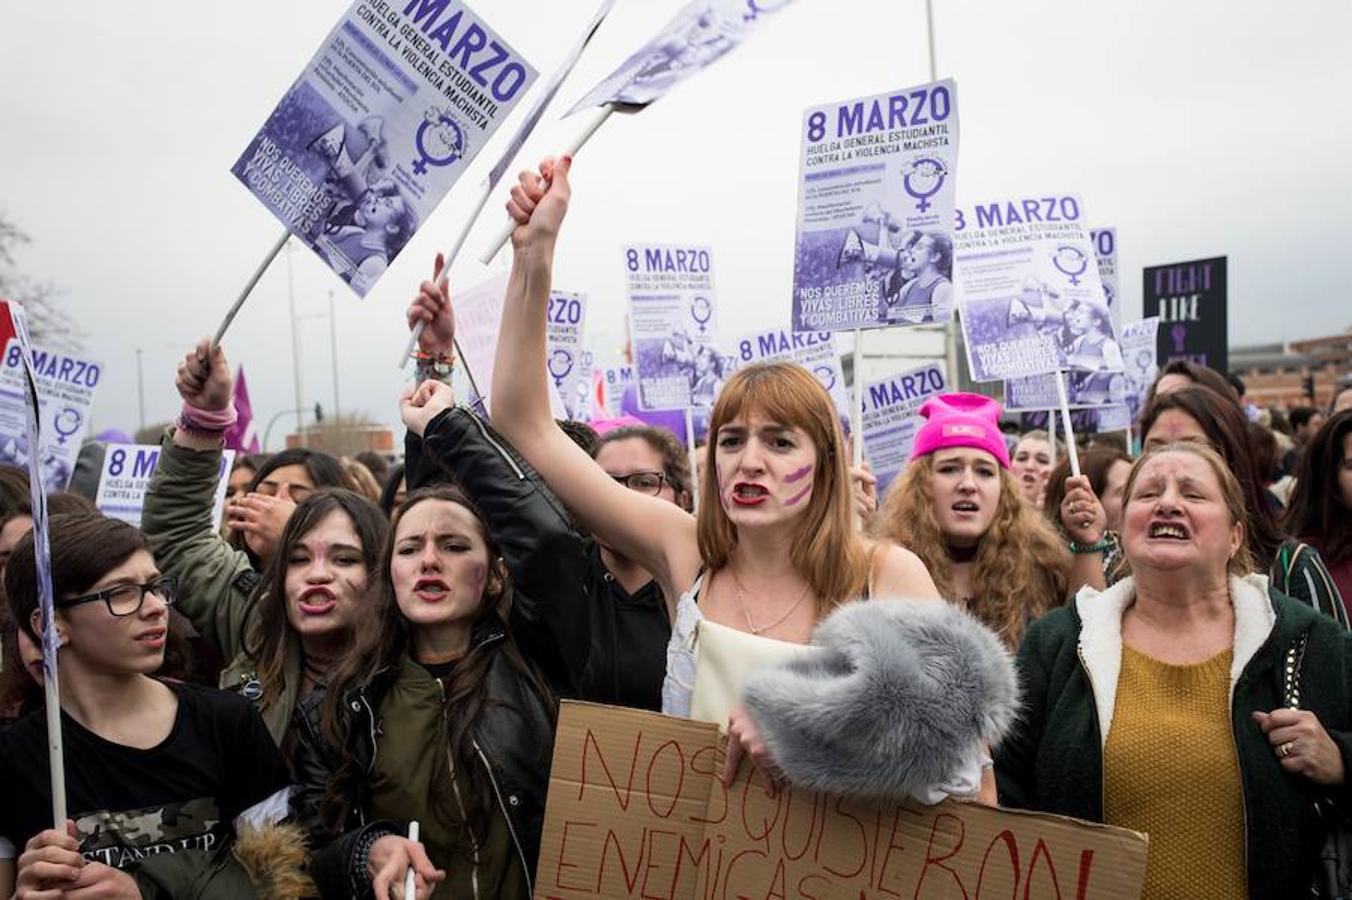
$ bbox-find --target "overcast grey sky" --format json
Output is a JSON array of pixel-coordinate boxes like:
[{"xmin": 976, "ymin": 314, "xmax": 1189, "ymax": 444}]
[{"xmin": 2, "ymin": 0, "xmax": 1349, "ymax": 440}]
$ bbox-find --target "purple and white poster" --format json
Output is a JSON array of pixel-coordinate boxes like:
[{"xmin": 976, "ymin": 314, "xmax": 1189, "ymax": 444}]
[
  {"xmin": 545, "ymin": 291, "xmax": 590, "ymax": 421},
  {"xmin": 0, "ymin": 341, "xmax": 101, "ymax": 491},
  {"xmin": 729, "ymin": 328, "xmax": 850, "ymax": 423},
  {"xmin": 233, "ymin": 0, "xmax": 537, "ymax": 296},
  {"xmin": 97, "ymin": 445, "xmax": 235, "ymax": 531},
  {"xmin": 792, "ymin": 80, "xmax": 960, "ymax": 332},
  {"xmin": 955, "ymin": 194, "xmax": 1122, "ymax": 382},
  {"xmin": 1090, "ymin": 227, "xmax": 1119, "ymax": 327},
  {"xmin": 1120, "ymin": 316, "xmax": 1160, "ymax": 420},
  {"xmin": 567, "ymin": 349, "xmax": 596, "ymax": 421},
  {"xmin": 569, "ymin": 0, "xmax": 799, "ymax": 114},
  {"xmin": 859, "ymin": 362, "xmax": 947, "ymax": 496},
  {"xmin": 625, "ymin": 245, "xmax": 721, "ymax": 410},
  {"xmin": 452, "ymin": 273, "xmax": 565, "ymax": 417},
  {"xmin": 1003, "ymin": 369, "xmax": 1128, "ymax": 411},
  {"xmin": 601, "ymin": 364, "xmax": 636, "ymax": 418}
]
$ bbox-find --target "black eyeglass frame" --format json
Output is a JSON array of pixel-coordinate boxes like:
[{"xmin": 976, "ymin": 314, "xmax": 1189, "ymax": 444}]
[
  {"xmin": 609, "ymin": 471, "xmax": 668, "ymax": 495},
  {"xmin": 53, "ymin": 576, "xmax": 179, "ymax": 617}
]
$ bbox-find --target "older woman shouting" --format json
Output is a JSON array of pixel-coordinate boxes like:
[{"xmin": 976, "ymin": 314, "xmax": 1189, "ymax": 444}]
[{"xmin": 996, "ymin": 442, "xmax": 1352, "ymax": 900}]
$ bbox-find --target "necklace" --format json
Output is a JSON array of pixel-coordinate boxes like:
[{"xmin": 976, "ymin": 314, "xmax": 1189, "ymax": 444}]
[
  {"xmin": 730, "ymin": 568, "xmax": 812, "ymax": 636},
  {"xmin": 946, "ymin": 542, "xmax": 979, "ymax": 563}
]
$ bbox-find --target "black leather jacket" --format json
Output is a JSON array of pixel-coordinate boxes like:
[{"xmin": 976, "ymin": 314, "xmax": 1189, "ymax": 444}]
[
  {"xmin": 411, "ymin": 406, "xmax": 671, "ymax": 710},
  {"xmin": 408, "ymin": 406, "xmax": 593, "ymax": 694},
  {"xmin": 290, "ymin": 622, "xmax": 555, "ymax": 898},
  {"xmin": 289, "ymin": 406, "xmax": 593, "ymax": 897}
]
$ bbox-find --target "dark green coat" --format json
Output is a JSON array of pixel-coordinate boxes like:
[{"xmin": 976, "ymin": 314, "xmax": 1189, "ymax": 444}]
[
  {"xmin": 142, "ymin": 435, "xmax": 302, "ymax": 745},
  {"xmin": 995, "ymin": 575, "xmax": 1352, "ymax": 900}
]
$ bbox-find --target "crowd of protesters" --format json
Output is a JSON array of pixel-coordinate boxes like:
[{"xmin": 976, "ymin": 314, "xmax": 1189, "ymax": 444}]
[{"xmin": 1, "ymin": 157, "xmax": 1351, "ymax": 900}]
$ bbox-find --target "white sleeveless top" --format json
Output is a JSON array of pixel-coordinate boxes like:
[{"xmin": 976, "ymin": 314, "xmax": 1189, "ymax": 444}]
[
  {"xmin": 661, "ymin": 572, "xmax": 706, "ymax": 717},
  {"xmin": 660, "ymin": 569, "xmax": 989, "ymax": 803}
]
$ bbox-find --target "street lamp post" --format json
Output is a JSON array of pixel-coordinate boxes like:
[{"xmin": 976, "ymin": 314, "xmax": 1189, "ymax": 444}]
[
  {"xmin": 285, "ymin": 242, "xmax": 305, "ymax": 446},
  {"xmin": 328, "ymin": 290, "xmax": 340, "ymax": 422},
  {"xmin": 263, "ymin": 406, "xmax": 319, "ymax": 452}
]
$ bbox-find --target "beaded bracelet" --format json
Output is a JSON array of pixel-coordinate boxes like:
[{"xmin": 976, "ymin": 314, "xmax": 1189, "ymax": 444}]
[
  {"xmin": 411, "ymin": 350, "xmax": 455, "ymax": 367},
  {"xmin": 1068, "ymin": 536, "xmax": 1113, "ymax": 555}
]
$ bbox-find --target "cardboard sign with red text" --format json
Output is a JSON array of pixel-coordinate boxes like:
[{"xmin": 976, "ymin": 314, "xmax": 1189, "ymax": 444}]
[{"xmin": 536, "ymin": 702, "xmax": 1148, "ymax": 900}]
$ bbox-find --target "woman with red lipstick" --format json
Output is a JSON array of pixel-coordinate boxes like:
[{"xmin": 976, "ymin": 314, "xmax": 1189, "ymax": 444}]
[
  {"xmin": 404, "ymin": 265, "xmax": 682, "ymax": 712},
  {"xmin": 0, "ymin": 512, "xmax": 291, "ymax": 898},
  {"xmin": 482, "ymin": 156, "xmax": 942, "ymax": 791},
  {"xmin": 873, "ymin": 394, "xmax": 1085, "ymax": 649},
  {"xmin": 291, "ymin": 485, "xmax": 559, "ymax": 899},
  {"xmin": 997, "ymin": 442, "xmax": 1352, "ymax": 899}
]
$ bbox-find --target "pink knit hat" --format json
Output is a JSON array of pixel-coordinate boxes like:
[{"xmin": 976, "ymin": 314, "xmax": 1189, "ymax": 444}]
[{"xmin": 910, "ymin": 393, "xmax": 1011, "ymax": 468}]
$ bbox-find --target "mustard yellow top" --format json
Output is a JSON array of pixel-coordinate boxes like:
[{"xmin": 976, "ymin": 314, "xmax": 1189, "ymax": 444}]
[{"xmin": 1103, "ymin": 645, "xmax": 1247, "ymax": 900}]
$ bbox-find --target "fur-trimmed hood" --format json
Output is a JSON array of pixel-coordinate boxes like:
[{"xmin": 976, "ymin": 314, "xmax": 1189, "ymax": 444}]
[{"xmin": 741, "ymin": 598, "xmax": 1019, "ymax": 800}]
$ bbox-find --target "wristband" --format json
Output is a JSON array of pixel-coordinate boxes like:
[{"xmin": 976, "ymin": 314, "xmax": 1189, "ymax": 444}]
[
  {"xmin": 179, "ymin": 401, "xmax": 237, "ymax": 434},
  {"xmin": 1069, "ymin": 536, "xmax": 1113, "ymax": 555},
  {"xmin": 412, "ymin": 350, "xmax": 455, "ymax": 368},
  {"xmin": 350, "ymin": 824, "xmax": 396, "ymax": 897}
]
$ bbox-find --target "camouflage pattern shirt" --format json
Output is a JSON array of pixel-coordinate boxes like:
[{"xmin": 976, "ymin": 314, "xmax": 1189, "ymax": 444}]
[{"xmin": 0, "ymin": 681, "xmax": 288, "ymax": 868}]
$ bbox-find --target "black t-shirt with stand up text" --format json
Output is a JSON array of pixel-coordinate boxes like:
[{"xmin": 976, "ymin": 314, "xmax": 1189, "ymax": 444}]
[{"xmin": 0, "ymin": 680, "xmax": 288, "ymax": 869}]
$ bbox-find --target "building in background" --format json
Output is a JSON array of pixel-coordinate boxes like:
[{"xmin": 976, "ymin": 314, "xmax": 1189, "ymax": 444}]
[{"xmin": 1231, "ymin": 325, "xmax": 1352, "ymax": 409}]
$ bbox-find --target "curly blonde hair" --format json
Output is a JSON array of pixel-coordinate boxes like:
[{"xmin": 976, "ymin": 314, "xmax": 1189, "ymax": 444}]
[{"xmin": 872, "ymin": 454, "xmax": 1071, "ymax": 647}]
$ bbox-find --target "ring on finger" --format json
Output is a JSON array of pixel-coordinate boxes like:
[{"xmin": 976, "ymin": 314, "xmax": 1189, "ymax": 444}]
[{"xmin": 1278, "ymin": 740, "xmax": 1296, "ymax": 758}]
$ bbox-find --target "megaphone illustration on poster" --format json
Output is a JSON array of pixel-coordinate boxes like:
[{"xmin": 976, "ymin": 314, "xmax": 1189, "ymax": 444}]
[
  {"xmin": 837, "ymin": 229, "xmax": 864, "ymax": 268},
  {"xmin": 308, "ymin": 123, "xmax": 347, "ymax": 164},
  {"xmin": 1007, "ymin": 297, "xmax": 1034, "ymax": 328}
]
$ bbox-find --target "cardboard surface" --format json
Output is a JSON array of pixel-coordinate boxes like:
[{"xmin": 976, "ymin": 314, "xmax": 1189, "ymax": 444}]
[{"xmin": 536, "ymin": 702, "xmax": 1148, "ymax": 900}]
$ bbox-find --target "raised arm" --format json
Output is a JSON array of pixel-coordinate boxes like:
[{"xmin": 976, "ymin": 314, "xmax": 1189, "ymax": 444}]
[
  {"xmin": 485, "ymin": 157, "xmax": 701, "ymax": 601},
  {"xmin": 402, "ymin": 267, "xmax": 592, "ymax": 693},
  {"xmin": 142, "ymin": 340, "xmax": 257, "ymax": 659}
]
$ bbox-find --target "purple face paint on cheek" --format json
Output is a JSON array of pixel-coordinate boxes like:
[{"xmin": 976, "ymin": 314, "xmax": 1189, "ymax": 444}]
[
  {"xmin": 784, "ymin": 464, "xmax": 813, "ymax": 484},
  {"xmin": 468, "ymin": 561, "xmax": 487, "ymax": 598},
  {"xmin": 785, "ymin": 484, "xmax": 813, "ymax": 507}
]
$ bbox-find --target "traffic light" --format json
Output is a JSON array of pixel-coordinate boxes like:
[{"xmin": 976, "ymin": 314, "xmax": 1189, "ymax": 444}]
[{"xmin": 314, "ymin": 402, "xmax": 324, "ymax": 423}]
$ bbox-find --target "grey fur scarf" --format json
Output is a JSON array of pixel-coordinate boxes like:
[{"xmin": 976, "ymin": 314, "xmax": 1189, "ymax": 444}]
[{"xmin": 741, "ymin": 598, "xmax": 1019, "ymax": 799}]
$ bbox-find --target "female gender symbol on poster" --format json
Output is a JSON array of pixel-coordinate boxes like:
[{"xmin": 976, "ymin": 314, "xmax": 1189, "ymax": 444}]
[
  {"xmin": 1053, "ymin": 246, "xmax": 1089, "ymax": 286},
  {"xmin": 53, "ymin": 407, "xmax": 83, "ymax": 446},
  {"xmin": 548, "ymin": 348, "xmax": 575, "ymax": 389},
  {"xmin": 902, "ymin": 158, "xmax": 949, "ymax": 212},
  {"xmin": 411, "ymin": 113, "xmax": 465, "ymax": 175},
  {"xmin": 690, "ymin": 296, "xmax": 713, "ymax": 334}
]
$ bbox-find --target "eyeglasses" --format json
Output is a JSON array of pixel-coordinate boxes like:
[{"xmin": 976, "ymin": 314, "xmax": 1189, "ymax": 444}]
[
  {"xmin": 55, "ymin": 577, "xmax": 178, "ymax": 617},
  {"xmin": 610, "ymin": 471, "xmax": 667, "ymax": 496}
]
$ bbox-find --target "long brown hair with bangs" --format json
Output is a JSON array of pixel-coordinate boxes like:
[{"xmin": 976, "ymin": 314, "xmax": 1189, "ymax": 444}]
[
  {"xmin": 872, "ymin": 454, "xmax": 1071, "ymax": 648},
  {"xmin": 317, "ymin": 485, "xmax": 555, "ymax": 849},
  {"xmin": 697, "ymin": 362, "xmax": 869, "ymax": 615}
]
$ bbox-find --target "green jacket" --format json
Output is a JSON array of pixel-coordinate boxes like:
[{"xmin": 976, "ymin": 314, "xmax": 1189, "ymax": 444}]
[
  {"xmin": 995, "ymin": 574, "xmax": 1352, "ymax": 899},
  {"xmin": 141, "ymin": 434, "xmax": 302, "ymax": 745}
]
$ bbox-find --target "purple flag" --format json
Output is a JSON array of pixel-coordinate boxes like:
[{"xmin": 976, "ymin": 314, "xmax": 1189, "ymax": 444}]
[{"xmin": 224, "ymin": 367, "xmax": 261, "ymax": 454}]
